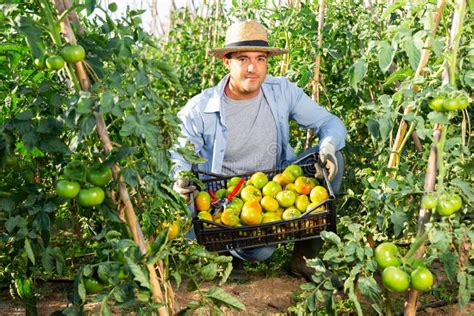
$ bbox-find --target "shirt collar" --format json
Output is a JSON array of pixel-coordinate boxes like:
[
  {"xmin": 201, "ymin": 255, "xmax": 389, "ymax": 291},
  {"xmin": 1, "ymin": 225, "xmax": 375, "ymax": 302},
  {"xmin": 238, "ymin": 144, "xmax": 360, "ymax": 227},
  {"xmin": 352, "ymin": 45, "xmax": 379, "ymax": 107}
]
[{"xmin": 203, "ymin": 75, "xmax": 230, "ymax": 113}]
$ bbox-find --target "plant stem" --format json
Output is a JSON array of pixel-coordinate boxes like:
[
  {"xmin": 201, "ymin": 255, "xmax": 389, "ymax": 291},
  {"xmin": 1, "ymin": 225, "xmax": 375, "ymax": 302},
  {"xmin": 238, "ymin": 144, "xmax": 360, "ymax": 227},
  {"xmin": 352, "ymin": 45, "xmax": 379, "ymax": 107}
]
[
  {"xmin": 435, "ymin": 124, "xmax": 448, "ymax": 192},
  {"xmin": 403, "ymin": 229, "xmax": 430, "ymax": 261}
]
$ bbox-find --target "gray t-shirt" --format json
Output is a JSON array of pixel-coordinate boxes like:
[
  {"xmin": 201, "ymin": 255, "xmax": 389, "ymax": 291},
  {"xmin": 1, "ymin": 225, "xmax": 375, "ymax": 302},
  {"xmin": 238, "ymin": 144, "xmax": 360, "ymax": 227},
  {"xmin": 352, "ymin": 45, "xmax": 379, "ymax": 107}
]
[{"xmin": 221, "ymin": 90, "xmax": 277, "ymax": 175}]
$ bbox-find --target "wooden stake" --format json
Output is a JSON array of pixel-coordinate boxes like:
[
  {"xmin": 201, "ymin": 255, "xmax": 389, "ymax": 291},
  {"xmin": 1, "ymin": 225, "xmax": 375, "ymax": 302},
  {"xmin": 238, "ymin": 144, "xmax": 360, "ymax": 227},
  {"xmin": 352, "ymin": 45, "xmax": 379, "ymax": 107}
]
[
  {"xmin": 305, "ymin": 0, "xmax": 325, "ymax": 149},
  {"xmin": 404, "ymin": 1, "xmax": 467, "ymax": 314},
  {"xmin": 52, "ymin": 1, "xmax": 169, "ymax": 314}
]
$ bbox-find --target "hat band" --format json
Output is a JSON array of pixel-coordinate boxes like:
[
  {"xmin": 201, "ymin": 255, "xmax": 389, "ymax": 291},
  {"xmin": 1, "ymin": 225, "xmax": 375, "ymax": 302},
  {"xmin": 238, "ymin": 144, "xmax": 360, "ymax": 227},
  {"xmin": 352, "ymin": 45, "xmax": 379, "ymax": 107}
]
[{"xmin": 225, "ymin": 40, "xmax": 269, "ymax": 47}]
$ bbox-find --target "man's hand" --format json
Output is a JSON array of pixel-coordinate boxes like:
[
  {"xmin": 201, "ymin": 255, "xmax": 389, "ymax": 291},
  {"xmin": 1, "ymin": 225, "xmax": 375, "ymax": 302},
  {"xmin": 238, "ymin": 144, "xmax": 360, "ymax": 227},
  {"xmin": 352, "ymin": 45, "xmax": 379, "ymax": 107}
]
[
  {"xmin": 173, "ymin": 178, "xmax": 196, "ymax": 204},
  {"xmin": 315, "ymin": 143, "xmax": 338, "ymax": 181}
]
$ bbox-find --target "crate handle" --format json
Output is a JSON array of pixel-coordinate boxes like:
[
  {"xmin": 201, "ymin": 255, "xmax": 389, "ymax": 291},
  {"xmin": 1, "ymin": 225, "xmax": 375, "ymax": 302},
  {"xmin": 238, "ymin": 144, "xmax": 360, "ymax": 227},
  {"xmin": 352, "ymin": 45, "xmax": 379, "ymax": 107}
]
[{"xmin": 299, "ymin": 196, "xmax": 334, "ymax": 218}]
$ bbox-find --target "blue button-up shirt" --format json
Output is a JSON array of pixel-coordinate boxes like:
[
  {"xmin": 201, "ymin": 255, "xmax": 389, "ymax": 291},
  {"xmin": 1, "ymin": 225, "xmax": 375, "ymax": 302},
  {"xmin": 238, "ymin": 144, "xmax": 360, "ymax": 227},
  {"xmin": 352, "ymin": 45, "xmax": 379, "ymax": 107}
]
[{"xmin": 171, "ymin": 74, "xmax": 347, "ymax": 178}]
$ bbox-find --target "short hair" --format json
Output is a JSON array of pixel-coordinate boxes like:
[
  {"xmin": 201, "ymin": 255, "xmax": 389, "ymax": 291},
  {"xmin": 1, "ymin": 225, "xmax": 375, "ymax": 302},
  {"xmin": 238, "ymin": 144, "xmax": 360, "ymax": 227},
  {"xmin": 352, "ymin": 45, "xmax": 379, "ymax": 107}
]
[{"xmin": 224, "ymin": 52, "xmax": 233, "ymax": 59}]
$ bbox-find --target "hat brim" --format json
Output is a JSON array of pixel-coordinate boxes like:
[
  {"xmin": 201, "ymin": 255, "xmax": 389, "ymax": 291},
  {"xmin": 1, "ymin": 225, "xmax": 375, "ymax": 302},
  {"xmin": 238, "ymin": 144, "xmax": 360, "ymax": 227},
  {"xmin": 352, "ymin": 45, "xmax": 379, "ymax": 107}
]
[{"xmin": 208, "ymin": 46, "xmax": 288, "ymax": 59}]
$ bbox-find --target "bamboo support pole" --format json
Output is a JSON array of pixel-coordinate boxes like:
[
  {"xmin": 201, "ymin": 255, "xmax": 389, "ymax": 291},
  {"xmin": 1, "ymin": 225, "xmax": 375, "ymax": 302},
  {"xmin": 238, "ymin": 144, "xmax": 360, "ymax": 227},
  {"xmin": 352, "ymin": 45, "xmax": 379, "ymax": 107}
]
[
  {"xmin": 305, "ymin": 0, "xmax": 325, "ymax": 149},
  {"xmin": 209, "ymin": 0, "xmax": 220, "ymax": 87},
  {"xmin": 387, "ymin": 0, "xmax": 446, "ymax": 169},
  {"xmin": 404, "ymin": 1, "xmax": 466, "ymax": 314},
  {"xmin": 52, "ymin": 1, "xmax": 169, "ymax": 314}
]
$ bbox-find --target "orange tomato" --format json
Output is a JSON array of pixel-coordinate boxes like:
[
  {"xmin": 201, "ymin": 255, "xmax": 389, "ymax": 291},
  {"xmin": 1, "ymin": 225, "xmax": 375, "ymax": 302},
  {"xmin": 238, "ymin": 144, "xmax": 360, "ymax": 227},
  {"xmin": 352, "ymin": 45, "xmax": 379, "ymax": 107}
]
[
  {"xmin": 195, "ymin": 191, "xmax": 211, "ymax": 212},
  {"xmin": 221, "ymin": 209, "xmax": 240, "ymax": 226},
  {"xmin": 240, "ymin": 200, "xmax": 263, "ymax": 225},
  {"xmin": 294, "ymin": 176, "xmax": 315, "ymax": 195}
]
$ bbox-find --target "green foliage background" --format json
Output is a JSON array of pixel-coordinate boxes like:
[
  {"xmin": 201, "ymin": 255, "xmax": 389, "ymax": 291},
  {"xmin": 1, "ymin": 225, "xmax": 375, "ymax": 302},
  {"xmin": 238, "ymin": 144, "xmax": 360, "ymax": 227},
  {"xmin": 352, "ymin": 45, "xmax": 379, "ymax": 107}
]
[{"xmin": 0, "ymin": 0, "xmax": 473, "ymax": 314}]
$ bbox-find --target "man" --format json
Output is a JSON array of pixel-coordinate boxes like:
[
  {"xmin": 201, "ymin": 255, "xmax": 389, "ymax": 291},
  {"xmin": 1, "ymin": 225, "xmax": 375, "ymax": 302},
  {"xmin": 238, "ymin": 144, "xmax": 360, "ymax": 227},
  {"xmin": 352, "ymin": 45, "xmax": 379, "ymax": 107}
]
[{"xmin": 171, "ymin": 20, "xmax": 346, "ymax": 280}]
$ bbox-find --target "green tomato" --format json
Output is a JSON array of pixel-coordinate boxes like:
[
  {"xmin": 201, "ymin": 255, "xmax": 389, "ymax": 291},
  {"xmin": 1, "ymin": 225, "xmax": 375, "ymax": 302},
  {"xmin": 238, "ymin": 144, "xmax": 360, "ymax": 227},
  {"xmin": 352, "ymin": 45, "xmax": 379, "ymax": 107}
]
[
  {"xmin": 421, "ymin": 194, "xmax": 437, "ymax": 209},
  {"xmin": 77, "ymin": 187, "xmax": 105, "ymax": 207},
  {"xmin": 436, "ymin": 193, "xmax": 462, "ymax": 216},
  {"xmin": 453, "ymin": 96, "xmax": 469, "ymax": 110},
  {"xmin": 60, "ymin": 45, "xmax": 86, "ymax": 63},
  {"xmin": 34, "ymin": 58, "xmax": 45, "ymax": 69},
  {"xmin": 56, "ymin": 180, "xmax": 81, "ymax": 199},
  {"xmin": 45, "ymin": 55, "xmax": 65, "ymax": 70},
  {"xmin": 83, "ymin": 278, "xmax": 105, "ymax": 294},
  {"xmin": 443, "ymin": 98, "xmax": 458, "ymax": 111},
  {"xmin": 375, "ymin": 242, "xmax": 401, "ymax": 269},
  {"xmin": 428, "ymin": 96, "xmax": 446, "ymax": 112},
  {"xmin": 382, "ymin": 266, "xmax": 410, "ymax": 293},
  {"xmin": 87, "ymin": 165, "xmax": 112, "ymax": 187},
  {"xmin": 410, "ymin": 267, "xmax": 433, "ymax": 292}
]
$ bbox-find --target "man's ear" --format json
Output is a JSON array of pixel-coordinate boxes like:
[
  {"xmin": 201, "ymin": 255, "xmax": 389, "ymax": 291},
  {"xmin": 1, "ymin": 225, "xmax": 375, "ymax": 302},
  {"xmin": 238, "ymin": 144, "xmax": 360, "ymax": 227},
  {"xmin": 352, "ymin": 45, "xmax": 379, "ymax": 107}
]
[{"xmin": 223, "ymin": 57, "xmax": 230, "ymax": 69}]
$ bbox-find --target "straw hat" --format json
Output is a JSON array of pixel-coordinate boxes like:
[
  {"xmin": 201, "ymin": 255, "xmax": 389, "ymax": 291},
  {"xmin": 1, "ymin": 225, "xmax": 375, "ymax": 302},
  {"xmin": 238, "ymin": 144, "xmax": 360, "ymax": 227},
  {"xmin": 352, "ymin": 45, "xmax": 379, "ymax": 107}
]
[{"xmin": 208, "ymin": 20, "xmax": 288, "ymax": 59}]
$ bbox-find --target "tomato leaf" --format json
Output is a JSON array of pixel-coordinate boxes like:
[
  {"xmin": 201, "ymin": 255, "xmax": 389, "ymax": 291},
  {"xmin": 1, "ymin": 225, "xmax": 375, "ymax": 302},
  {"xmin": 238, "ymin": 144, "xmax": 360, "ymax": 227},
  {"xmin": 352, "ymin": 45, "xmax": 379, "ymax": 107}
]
[
  {"xmin": 390, "ymin": 210, "xmax": 406, "ymax": 237},
  {"xmin": 99, "ymin": 90, "xmax": 115, "ymax": 113},
  {"xmin": 200, "ymin": 263, "xmax": 218, "ymax": 281},
  {"xmin": 14, "ymin": 16, "xmax": 45, "ymax": 59},
  {"xmin": 358, "ymin": 276, "xmax": 381, "ymax": 305},
  {"xmin": 24, "ymin": 239, "xmax": 35, "ymax": 265},
  {"xmin": 403, "ymin": 36, "xmax": 420, "ymax": 70},
  {"xmin": 451, "ymin": 178, "xmax": 474, "ymax": 202},
  {"xmin": 350, "ymin": 58, "xmax": 367, "ymax": 90},
  {"xmin": 377, "ymin": 41, "xmax": 394, "ymax": 73},
  {"xmin": 320, "ymin": 231, "xmax": 341, "ymax": 245},
  {"xmin": 100, "ymin": 297, "xmax": 112, "ymax": 316},
  {"xmin": 457, "ymin": 271, "xmax": 471, "ymax": 308},
  {"xmin": 206, "ymin": 286, "xmax": 246, "ymax": 311},
  {"xmin": 126, "ymin": 257, "xmax": 151, "ymax": 289},
  {"xmin": 440, "ymin": 251, "xmax": 458, "ymax": 282}
]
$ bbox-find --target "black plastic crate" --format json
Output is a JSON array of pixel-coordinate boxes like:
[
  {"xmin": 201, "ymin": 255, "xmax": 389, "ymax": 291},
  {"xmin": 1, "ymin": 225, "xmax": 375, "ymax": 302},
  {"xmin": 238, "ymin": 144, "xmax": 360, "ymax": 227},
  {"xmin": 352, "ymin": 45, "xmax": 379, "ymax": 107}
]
[{"xmin": 190, "ymin": 153, "xmax": 337, "ymax": 252}]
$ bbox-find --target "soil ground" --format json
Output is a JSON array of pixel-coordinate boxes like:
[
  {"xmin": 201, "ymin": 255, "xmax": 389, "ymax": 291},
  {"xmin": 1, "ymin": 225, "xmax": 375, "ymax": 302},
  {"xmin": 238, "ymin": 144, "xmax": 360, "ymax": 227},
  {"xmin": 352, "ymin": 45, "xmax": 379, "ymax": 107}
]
[{"xmin": 0, "ymin": 273, "xmax": 472, "ymax": 315}]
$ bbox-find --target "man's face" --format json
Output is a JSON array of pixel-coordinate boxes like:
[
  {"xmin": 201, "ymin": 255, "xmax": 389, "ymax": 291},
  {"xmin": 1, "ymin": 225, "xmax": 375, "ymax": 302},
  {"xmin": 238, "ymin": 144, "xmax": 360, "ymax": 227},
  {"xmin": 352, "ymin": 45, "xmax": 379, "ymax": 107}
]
[{"xmin": 223, "ymin": 51, "xmax": 268, "ymax": 100}]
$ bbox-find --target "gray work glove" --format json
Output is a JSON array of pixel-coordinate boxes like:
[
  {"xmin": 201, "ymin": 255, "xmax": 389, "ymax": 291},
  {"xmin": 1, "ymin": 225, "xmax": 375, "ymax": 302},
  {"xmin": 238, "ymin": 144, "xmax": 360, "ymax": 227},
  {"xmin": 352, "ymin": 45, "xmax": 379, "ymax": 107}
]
[
  {"xmin": 315, "ymin": 142, "xmax": 338, "ymax": 181},
  {"xmin": 173, "ymin": 178, "xmax": 196, "ymax": 204}
]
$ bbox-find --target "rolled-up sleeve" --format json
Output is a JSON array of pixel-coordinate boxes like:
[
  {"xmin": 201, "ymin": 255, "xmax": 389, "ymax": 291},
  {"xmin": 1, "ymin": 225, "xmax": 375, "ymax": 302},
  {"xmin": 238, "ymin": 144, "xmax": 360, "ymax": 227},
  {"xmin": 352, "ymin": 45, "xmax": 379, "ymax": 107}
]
[{"xmin": 285, "ymin": 79, "xmax": 347, "ymax": 151}]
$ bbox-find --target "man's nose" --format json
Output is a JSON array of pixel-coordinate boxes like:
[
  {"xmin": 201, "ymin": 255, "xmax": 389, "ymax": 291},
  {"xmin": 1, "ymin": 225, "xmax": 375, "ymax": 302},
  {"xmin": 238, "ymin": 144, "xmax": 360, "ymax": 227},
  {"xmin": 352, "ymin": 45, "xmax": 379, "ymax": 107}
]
[{"xmin": 247, "ymin": 61, "xmax": 255, "ymax": 72}]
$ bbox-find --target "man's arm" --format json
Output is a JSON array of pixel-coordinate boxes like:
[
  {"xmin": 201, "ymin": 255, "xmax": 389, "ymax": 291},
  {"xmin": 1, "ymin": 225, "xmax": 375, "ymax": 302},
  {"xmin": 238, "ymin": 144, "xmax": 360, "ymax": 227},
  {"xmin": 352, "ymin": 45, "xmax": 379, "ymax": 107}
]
[
  {"xmin": 285, "ymin": 79, "xmax": 347, "ymax": 151},
  {"xmin": 170, "ymin": 106, "xmax": 205, "ymax": 179}
]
